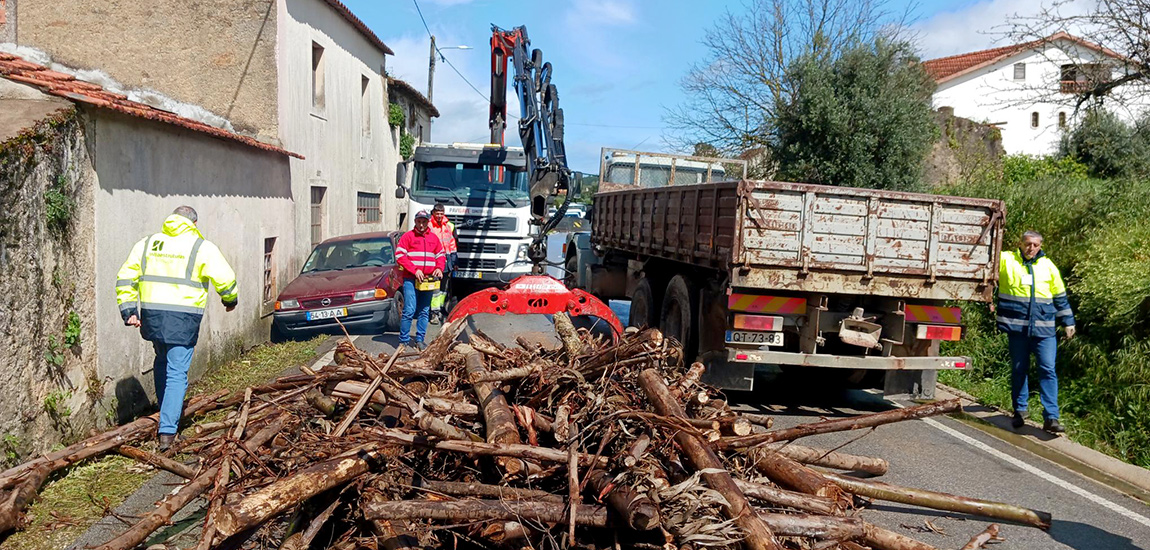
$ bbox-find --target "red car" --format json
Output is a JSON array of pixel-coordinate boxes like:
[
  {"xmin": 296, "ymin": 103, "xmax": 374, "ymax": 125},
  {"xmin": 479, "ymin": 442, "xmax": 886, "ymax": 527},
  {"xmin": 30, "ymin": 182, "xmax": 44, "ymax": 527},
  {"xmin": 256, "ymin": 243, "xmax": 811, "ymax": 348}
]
[{"xmin": 272, "ymin": 232, "xmax": 402, "ymax": 340}]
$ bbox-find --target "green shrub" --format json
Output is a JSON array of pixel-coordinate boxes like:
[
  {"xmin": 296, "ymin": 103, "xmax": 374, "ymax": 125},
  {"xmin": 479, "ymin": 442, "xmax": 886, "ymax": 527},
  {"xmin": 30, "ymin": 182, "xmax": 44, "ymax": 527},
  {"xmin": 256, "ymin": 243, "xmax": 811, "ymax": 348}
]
[
  {"xmin": 64, "ymin": 311, "xmax": 81, "ymax": 348},
  {"xmin": 1061, "ymin": 108, "xmax": 1150, "ymax": 178},
  {"xmin": 388, "ymin": 103, "xmax": 405, "ymax": 127},
  {"xmin": 1071, "ymin": 221, "xmax": 1150, "ymax": 334},
  {"xmin": 44, "ymin": 175, "xmax": 75, "ymax": 234},
  {"xmin": 400, "ymin": 132, "xmax": 415, "ymax": 160},
  {"xmin": 1001, "ymin": 155, "xmax": 1089, "ymax": 185}
]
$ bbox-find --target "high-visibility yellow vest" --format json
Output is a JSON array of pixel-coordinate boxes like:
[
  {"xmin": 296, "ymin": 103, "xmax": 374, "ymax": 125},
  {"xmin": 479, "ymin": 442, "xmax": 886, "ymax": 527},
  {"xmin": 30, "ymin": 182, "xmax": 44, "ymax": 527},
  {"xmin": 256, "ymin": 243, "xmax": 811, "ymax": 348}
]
[
  {"xmin": 997, "ymin": 249, "xmax": 1074, "ymax": 337},
  {"xmin": 116, "ymin": 214, "xmax": 238, "ymax": 345}
]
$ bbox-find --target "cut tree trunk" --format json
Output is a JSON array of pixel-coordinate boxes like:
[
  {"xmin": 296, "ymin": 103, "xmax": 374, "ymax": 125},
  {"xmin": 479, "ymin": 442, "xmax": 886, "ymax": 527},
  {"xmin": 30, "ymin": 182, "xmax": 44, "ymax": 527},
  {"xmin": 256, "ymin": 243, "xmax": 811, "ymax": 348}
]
[
  {"xmin": 117, "ymin": 446, "xmax": 198, "ymax": 479},
  {"xmin": 822, "ymin": 471, "xmax": 1051, "ymax": 529},
  {"xmin": 765, "ymin": 443, "xmax": 889, "ymax": 476},
  {"xmin": 960, "ymin": 524, "xmax": 1001, "ymax": 550},
  {"xmin": 584, "ymin": 470, "xmax": 660, "ymax": 530},
  {"xmin": 748, "ymin": 448, "xmax": 850, "ymax": 508},
  {"xmin": 637, "ymin": 369, "xmax": 782, "ymax": 550},
  {"xmin": 734, "ymin": 479, "xmax": 839, "ymax": 516},
  {"xmin": 416, "ymin": 479, "xmax": 564, "ymax": 503},
  {"xmin": 461, "ymin": 344, "xmax": 525, "ymax": 478},
  {"xmin": 367, "ymin": 428, "xmax": 610, "ymax": 468},
  {"xmin": 756, "ymin": 512, "xmax": 865, "ymax": 540},
  {"xmin": 862, "ymin": 522, "xmax": 940, "ymax": 550},
  {"xmin": 363, "ymin": 499, "xmax": 608, "ymax": 527},
  {"xmin": 721, "ymin": 400, "xmax": 962, "ymax": 450}
]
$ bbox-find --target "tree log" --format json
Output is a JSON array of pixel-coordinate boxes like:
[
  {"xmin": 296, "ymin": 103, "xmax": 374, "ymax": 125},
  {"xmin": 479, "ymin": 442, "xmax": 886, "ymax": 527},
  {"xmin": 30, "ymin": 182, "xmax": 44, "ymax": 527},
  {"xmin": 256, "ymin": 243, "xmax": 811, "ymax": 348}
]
[
  {"xmin": 748, "ymin": 448, "xmax": 850, "ymax": 508},
  {"xmin": 862, "ymin": 522, "xmax": 940, "ymax": 550},
  {"xmin": 461, "ymin": 344, "xmax": 525, "ymax": 478},
  {"xmin": 93, "ymin": 414, "xmax": 288, "ymax": 550},
  {"xmin": 364, "ymin": 491, "xmax": 423, "ymax": 550},
  {"xmin": 215, "ymin": 444, "xmax": 388, "ymax": 537},
  {"xmin": 364, "ymin": 499, "xmax": 609, "ymax": 527},
  {"xmin": 416, "ymin": 479, "xmax": 563, "ymax": 502},
  {"xmin": 553, "ymin": 312, "xmax": 587, "ymax": 359},
  {"xmin": 960, "ymin": 524, "xmax": 1001, "ymax": 550},
  {"xmin": 578, "ymin": 328, "xmax": 665, "ymax": 379},
  {"xmin": 822, "ymin": 471, "xmax": 1051, "ymax": 529},
  {"xmin": 117, "ymin": 446, "xmax": 198, "ymax": 479},
  {"xmin": 400, "ymin": 319, "xmax": 465, "ymax": 371},
  {"xmin": 720, "ymin": 399, "xmax": 962, "ymax": 450},
  {"xmin": 367, "ymin": 428, "xmax": 610, "ymax": 468},
  {"xmin": 756, "ymin": 512, "xmax": 865, "ymax": 540},
  {"xmin": 637, "ymin": 369, "xmax": 782, "ymax": 550},
  {"xmin": 584, "ymin": 470, "xmax": 661, "ymax": 530},
  {"xmin": 765, "ymin": 443, "xmax": 889, "ymax": 476},
  {"xmin": 422, "ymin": 396, "xmax": 479, "ymax": 417},
  {"xmin": 734, "ymin": 479, "xmax": 839, "ymax": 515}
]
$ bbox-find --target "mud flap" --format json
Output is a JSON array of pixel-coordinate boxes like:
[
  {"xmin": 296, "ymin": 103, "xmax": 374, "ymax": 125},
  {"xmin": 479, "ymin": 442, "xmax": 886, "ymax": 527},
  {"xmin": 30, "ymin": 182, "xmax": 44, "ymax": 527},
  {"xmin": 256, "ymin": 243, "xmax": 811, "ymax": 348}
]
[
  {"xmin": 884, "ymin": 369, "xmax": 938, "ymax": 399},
  {"xmin": 699, "ymin": 354, "xmax": 755, "ymax": 391}
]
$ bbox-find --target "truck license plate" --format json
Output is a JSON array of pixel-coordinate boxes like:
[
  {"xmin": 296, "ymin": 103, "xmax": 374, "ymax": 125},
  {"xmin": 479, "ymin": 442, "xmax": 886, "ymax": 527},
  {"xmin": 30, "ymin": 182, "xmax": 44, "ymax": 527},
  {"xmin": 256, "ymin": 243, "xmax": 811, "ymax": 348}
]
[
  {"xmin": 725, "ymin": 330, "xmax": 784, "ymax": 346},
  {"xmin": 456, "ymin": 270, "xmax": 483, "ymax": 279},
  {"xmin": 306, "ymin": 308, "xmax": 347, "ymax": 321}
]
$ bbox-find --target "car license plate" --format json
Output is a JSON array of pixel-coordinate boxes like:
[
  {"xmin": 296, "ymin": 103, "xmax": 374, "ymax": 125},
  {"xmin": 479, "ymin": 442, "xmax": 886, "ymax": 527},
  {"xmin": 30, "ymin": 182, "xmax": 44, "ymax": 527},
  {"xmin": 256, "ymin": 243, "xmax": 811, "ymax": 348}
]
[
  {"xmin": 725, "ymin": 330, "xmax": 784, "ymax": 346},
  {"xmin": 457, "ymin": 270, "xmax": 483, "ymax": 279},
  {"xmin": 306, "ymin": 307, "xmax": 347, "ymax": 321}
]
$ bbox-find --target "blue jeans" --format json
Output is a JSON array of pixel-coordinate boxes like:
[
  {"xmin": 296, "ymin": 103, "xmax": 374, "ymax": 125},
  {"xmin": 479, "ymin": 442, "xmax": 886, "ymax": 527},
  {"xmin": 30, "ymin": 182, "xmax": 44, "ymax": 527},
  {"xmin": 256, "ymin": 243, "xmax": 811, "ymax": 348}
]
[
  {"xmin": 1008, "ymin": 332, "xmax": 1059, "ymax": 420},
  {"xmin": 151, "ymin": 342, "xmax": 195, "ymax": 435},
  {"xmin": 400, "ymin": 278, "xmax": 433, "ymax": 344}
]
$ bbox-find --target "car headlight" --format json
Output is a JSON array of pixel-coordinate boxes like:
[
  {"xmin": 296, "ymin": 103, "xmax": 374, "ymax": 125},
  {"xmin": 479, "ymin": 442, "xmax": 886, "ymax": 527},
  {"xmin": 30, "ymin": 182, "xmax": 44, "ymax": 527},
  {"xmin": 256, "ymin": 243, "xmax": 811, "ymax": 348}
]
[
  {"xmin": 275, "ymin": 299, "xmax": 299, "ymax": 310},
  {"xmin": 353, "ymin": 289, "xmax": 376, "ymax": 301},
  {"xmin": 516, "ymin": 243, "xmax": 529, "ymax": 261}
]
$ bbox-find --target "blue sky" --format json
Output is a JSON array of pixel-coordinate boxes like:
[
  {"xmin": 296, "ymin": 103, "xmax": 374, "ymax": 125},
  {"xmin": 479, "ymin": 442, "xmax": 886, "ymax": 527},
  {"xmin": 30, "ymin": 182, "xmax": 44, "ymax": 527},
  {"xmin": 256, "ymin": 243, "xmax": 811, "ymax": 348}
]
[{"xmin": 345, "ymin": 0, "xmax": 1057, "ymax": 172}]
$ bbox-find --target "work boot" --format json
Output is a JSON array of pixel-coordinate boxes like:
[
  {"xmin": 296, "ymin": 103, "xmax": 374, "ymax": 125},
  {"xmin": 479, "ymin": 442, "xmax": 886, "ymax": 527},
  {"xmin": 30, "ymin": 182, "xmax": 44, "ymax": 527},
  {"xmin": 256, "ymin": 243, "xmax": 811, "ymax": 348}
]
[
  {"xmin": 158, "ymin": 433, "xmax": 177, "ymax": 452},
  {"xmin": 1043, "ymin": 418, "xmax": 1065, "ymax": 434},
  {"xmin": 1011, "ymin": 411, "xmax": 1025, "ymax": 429},
  {"xmin": 414, "ymin": 341, "xmax": 426, "ymax": 352}
]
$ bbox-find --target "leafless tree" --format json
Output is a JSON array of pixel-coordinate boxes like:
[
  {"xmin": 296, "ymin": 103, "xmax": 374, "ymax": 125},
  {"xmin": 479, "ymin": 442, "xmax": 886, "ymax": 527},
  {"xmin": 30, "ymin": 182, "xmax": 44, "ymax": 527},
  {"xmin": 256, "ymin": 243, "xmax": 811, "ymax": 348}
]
[
  {"xmin": 1006, "ymin": 0, "xmax": 1150, "ymax": 112},
  {"xmin": 663, "ymin": 0, "xmax": 904, "ymax": 155}
]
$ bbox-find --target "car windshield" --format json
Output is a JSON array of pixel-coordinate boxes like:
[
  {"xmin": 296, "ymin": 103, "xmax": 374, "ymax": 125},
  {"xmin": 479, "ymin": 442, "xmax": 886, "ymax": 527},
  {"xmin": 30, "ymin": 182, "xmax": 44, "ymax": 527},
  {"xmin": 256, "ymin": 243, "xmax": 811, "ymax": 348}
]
[
  {"xmin": 302, "ymin": 238, "xmax": 394, "ymax": 272},
  {"xmin": 412, "ymin": 161, "xmax": 529, "ymax": 207}
]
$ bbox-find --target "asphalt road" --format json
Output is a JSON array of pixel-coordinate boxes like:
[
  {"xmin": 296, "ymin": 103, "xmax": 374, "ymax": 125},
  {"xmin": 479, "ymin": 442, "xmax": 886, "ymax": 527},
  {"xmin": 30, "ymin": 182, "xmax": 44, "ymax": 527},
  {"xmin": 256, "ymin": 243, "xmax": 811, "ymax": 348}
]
[{"xmin": 349, "ymin": 330, "xmax": 1150, "ymax": 549}]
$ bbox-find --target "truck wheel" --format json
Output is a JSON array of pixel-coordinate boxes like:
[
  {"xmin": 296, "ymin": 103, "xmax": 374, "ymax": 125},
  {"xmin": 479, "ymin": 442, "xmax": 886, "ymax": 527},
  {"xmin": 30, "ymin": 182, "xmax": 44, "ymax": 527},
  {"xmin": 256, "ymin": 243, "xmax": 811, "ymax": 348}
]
[
  {"xmin": 628, "ymin": 278, "xmax": 658, "ymax": 328},
  {"xmin": 564, "ymin": 254, "xmax": 578, "ymax": 289},
  {"xmin": 661, "ymin": 275, "xmax": 698, "ymax": 361}
]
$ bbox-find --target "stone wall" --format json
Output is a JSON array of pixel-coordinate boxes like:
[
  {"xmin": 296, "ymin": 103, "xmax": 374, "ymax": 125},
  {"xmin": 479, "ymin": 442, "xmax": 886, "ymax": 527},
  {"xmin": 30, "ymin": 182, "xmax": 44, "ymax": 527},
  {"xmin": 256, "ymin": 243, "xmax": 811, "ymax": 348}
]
[
  {"xmin": 924, "ymin": 107, "xmax": 1006, "ymax": 186},
  {"xmin": 0, "ymin": 107, "xmax": 102, "ymax": 463}
]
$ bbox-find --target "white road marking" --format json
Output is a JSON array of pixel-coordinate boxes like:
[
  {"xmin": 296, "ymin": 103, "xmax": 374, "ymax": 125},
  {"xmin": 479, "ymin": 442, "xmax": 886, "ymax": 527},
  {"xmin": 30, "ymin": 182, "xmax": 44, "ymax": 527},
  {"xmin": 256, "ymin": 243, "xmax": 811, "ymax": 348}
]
[{"xmin": 915, "ymin": 412, "xmax": 1150, "ymax": 527}]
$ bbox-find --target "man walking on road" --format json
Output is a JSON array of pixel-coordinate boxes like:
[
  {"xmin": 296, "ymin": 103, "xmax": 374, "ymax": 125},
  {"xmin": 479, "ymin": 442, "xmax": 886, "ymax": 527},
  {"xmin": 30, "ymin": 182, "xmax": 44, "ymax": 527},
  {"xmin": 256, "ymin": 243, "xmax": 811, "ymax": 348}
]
[
  {"xmin": 115, "ymin": 206, "xmax": 238, "ymax": 450},
  {"xmin": 395, "ymin": 210, "xmax": 445, "ymax": 350},
  {"xmin": 997, "ymin": 230, "xmax": 1075, "ymax": 433},
  {"xmin": 428, "ymin": 203, "xmax": 457, "ymax": 321}
]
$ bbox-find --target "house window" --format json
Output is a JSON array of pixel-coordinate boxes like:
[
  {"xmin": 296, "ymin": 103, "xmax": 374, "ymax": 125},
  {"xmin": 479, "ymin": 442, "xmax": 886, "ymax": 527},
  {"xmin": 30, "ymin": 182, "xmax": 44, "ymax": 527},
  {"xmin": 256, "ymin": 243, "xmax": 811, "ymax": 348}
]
[
  {"xmin": 310, "ymin": 186, "xmax": 326, "ymax": 245},
  {"xmin": 263, "ymin": 237, "xmax": 277, "ymax": 304},
  {"xmin": 1061, "ymin": 63, "xmax": 1110, "ymax": 94},
  {"xmin": 312, "ymin": 42, "xmax": 326, "ymax": 110},
  {"xmin": 361, "ymin": 75, "xmax": 371, "ymax": 136},
  {"xmin": 1031, "ymin": 112, "xmax": 1040, "ymax": 128},
  {"xmin": 1013, "ymin": 63, "xmax": 1026, "ymax": 80},
  {"xmin": 357, "ymin": 192, "xmax": 381, "ymax": 224},
  {"xmin": 1059, "ymin": 112, "xmax": 1067, "ymax": 129}
]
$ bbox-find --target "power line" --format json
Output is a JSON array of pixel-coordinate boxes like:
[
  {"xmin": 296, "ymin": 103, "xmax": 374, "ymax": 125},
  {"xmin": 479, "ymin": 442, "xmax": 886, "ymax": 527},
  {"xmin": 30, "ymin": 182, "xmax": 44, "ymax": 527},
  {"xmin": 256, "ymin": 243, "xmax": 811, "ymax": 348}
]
[{"xmin": 410, "ymin": 0, "xmax": 665, "ymax": 132}]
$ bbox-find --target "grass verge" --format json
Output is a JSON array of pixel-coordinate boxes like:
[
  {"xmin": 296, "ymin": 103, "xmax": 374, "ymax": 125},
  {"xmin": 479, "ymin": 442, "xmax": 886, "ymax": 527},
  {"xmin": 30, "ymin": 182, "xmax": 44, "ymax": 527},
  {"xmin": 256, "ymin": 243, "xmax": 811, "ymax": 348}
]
[{"xmin": 0, "ymin": 336, "xmax": 328, "ymax": 550}]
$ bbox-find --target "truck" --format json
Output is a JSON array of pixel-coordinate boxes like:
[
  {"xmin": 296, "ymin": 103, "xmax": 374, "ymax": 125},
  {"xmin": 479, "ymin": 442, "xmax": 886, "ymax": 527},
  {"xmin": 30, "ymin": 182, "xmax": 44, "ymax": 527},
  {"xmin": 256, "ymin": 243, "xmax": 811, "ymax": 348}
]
[
  {"xmin": 567, "ymin": 150, "xmax": 1005, "ymax": 397},
  {"xmin": 397, "ymin": 142, "xmax": 536, "ymax": 300}
]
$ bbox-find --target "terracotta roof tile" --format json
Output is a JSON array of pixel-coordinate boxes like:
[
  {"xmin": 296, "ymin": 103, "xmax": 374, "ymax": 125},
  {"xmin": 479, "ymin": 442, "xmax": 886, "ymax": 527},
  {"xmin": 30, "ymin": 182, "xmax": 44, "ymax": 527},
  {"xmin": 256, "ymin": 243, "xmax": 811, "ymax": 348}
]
[
  {"xmin": 922, "ymin": 32, "xmax": 1117, "ymax": 85},
  {"xmin": 387, "ymin": 77, "xmax": 439, "ymax": 118},
  {"xmin": 0, "ymin": 52, "xmax": 302, "ymax": 159},
  {"xmin": 322, "ymin": 0, "xmax": 393, "ymax": 55}
]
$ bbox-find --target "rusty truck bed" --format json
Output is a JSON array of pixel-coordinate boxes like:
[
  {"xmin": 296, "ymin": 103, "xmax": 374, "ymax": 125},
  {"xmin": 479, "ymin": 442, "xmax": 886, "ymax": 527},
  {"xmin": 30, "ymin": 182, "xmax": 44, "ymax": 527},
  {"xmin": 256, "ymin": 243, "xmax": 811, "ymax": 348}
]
[{"xmin": 592, "ymin": 179, "xmax": 1005, "ymax": 302}]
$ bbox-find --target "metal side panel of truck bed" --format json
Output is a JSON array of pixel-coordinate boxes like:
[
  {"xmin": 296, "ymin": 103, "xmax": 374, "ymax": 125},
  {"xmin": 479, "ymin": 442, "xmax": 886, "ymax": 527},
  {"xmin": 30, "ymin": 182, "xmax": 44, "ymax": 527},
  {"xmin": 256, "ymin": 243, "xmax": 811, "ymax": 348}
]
[{"xmin": 592, "ymin": 179, "xmax": 1005, "ymax": 302}]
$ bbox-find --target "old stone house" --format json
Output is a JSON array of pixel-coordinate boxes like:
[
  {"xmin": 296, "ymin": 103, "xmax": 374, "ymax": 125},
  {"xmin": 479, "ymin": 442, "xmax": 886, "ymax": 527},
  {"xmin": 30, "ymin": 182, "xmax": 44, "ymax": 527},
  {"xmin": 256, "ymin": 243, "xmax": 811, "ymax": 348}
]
[
  {"xmin": 0, "ymin": 51, "xmax": 299, "ymax": 453},
  {"xmin": 4, "ymin": 0, "xmax": 405, "ymax": 276},
  {"xmin": 387, "ymin": 76, "xmax": 439, "ymax": 227}
]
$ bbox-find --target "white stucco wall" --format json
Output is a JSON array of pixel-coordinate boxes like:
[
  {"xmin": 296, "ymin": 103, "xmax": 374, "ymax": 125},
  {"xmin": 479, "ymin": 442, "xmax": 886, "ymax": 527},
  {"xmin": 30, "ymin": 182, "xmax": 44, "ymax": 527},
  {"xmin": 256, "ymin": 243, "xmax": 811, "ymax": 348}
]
[
  {"xmin": 932, "ymin": 40, "xmax": 1150, "ymax": 156},
  {"xmin": 89, "ymin": 111, "xmax": 296, "ymax": 414},
  {"xmin": 277, "ymin": 0, "xmax": 403, "ymax": 273}
]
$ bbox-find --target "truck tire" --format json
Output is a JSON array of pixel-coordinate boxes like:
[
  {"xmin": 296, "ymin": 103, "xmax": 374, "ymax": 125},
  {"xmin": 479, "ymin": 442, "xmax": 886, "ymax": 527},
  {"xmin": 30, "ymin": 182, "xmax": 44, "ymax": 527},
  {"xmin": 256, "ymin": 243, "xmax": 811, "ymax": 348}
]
[
  {"xmin": 628, "ymin": 278, "xmax": 657, "ymax": 328},
  {"xmin": 564, "ymin": 254, "xmax": 578, "ymax": 289},
  {"xmin": 661, "ymin": 275, "xmax": 698, "ymax": 361}
]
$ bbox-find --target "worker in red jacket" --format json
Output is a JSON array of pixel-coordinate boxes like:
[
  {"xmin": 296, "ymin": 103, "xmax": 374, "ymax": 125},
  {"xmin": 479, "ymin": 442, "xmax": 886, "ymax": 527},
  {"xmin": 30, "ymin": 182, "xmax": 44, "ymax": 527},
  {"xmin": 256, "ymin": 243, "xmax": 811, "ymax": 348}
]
[{"xmin": 394, "ymin": 210, "xmax": 445, "ymax": 349}]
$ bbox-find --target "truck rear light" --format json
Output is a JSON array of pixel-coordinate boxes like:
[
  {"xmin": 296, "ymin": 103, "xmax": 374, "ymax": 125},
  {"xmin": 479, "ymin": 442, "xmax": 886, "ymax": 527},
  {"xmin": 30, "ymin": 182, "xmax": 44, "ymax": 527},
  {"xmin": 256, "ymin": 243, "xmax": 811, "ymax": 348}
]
[
  {"xmin": 916, "ymin": 325, "xmax": 962, "ymax": 341},
  {"xmin": 955, "ymin": 361, "xmax": 967, "ymax": 369},
  {"xmin": 735, "ymin": 353, "xmax": 749, "ymax": 360},
  {"xmin": 732, "ymin": 314, "xmax": 782, "ymax": 331}
]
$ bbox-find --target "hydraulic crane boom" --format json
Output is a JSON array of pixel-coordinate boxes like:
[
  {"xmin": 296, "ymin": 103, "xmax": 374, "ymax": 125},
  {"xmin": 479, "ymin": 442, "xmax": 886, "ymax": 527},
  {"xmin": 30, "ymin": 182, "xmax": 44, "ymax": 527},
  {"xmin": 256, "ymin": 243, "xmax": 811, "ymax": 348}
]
[{"xmin": 490, "ymin": 25, "xmax": 574, "ymax": 272}]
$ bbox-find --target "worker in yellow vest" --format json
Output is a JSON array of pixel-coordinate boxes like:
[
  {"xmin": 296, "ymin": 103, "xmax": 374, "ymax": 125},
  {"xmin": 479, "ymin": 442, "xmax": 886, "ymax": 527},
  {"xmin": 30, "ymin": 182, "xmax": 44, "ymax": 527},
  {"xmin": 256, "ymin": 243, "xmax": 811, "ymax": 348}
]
[
  {"xmin": 428, "ymin": 203, "xmax": 457, "ymax": 321},
  {"xmin": 997, "ymin": 230, "xmax": 1075, "ymax": 434},
  {"xmin": 115, "ymin": 206, "xmax": 238, "ymax": 450}
]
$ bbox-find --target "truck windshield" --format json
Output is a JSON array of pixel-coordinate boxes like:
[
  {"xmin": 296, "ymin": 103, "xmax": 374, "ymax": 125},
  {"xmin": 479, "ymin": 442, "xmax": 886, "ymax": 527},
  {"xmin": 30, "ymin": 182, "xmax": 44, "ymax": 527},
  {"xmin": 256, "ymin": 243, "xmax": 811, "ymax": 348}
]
[{"xmin": 412, "ymin": 162, "xmax": 529, "ymax": 207}]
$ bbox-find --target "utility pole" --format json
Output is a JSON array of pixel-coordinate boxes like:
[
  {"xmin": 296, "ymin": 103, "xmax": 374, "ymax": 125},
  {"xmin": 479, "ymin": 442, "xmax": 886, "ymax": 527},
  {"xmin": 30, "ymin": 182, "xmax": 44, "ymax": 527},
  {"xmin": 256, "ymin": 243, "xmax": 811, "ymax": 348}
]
[{"xmin": 427, "ymin": 35, "xmax": 436, "ymax": 104}]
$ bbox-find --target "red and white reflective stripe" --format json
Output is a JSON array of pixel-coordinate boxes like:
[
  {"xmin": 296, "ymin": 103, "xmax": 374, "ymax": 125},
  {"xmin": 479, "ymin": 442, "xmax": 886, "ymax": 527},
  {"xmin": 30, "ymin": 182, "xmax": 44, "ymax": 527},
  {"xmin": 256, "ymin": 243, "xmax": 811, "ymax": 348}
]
[
  {"xmin": 916, "ymin": 324, "xmax": 962, "ymax": 341},
  {"xmin": 732, "ymin": 314, "xmax": 782, "ymax": 331}
]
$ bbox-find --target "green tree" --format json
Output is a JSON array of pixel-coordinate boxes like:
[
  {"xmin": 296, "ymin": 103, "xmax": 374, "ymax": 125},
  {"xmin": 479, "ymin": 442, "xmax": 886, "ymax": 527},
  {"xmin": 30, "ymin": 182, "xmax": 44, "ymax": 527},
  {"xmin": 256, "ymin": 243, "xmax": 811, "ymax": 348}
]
[
  {"xmin": 772, "ymin": 38, "xmax": 936, "ymax": 191},
  {"xmin": 1061, "ymin": 108, "xmax": 1149, "ymax": 178}
]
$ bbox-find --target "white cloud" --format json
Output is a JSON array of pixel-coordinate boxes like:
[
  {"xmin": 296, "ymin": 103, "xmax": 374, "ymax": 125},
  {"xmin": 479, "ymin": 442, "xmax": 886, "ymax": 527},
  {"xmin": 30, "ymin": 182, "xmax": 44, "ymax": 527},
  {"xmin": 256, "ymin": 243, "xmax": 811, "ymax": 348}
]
[
  {"xmin": 385, "ymin": 33, "xmax": 520, "ymax": 145},
  {"xmin": 912, "ymin": 0, "xmax": 1090, "ymax": 59},
  {"xmin": 565, "ymin": 0, "xmax": 637, "ymax": 27}
]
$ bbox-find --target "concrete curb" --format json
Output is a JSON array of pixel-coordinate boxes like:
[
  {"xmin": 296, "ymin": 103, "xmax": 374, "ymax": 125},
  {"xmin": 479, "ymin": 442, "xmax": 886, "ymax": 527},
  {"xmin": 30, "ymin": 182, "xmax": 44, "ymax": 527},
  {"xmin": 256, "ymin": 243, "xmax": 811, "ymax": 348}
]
[{"xmin": 937, "ymin": 383, "xmax": 1150, "ymax": 504}]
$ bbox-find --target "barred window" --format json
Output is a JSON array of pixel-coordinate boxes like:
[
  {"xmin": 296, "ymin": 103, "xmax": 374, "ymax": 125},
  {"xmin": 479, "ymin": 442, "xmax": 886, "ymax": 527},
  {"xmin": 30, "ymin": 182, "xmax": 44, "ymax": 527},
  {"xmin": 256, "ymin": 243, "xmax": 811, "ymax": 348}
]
[{"xmin": 357, "ymin": 192, "xmax": 381, "ymax": 224}]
